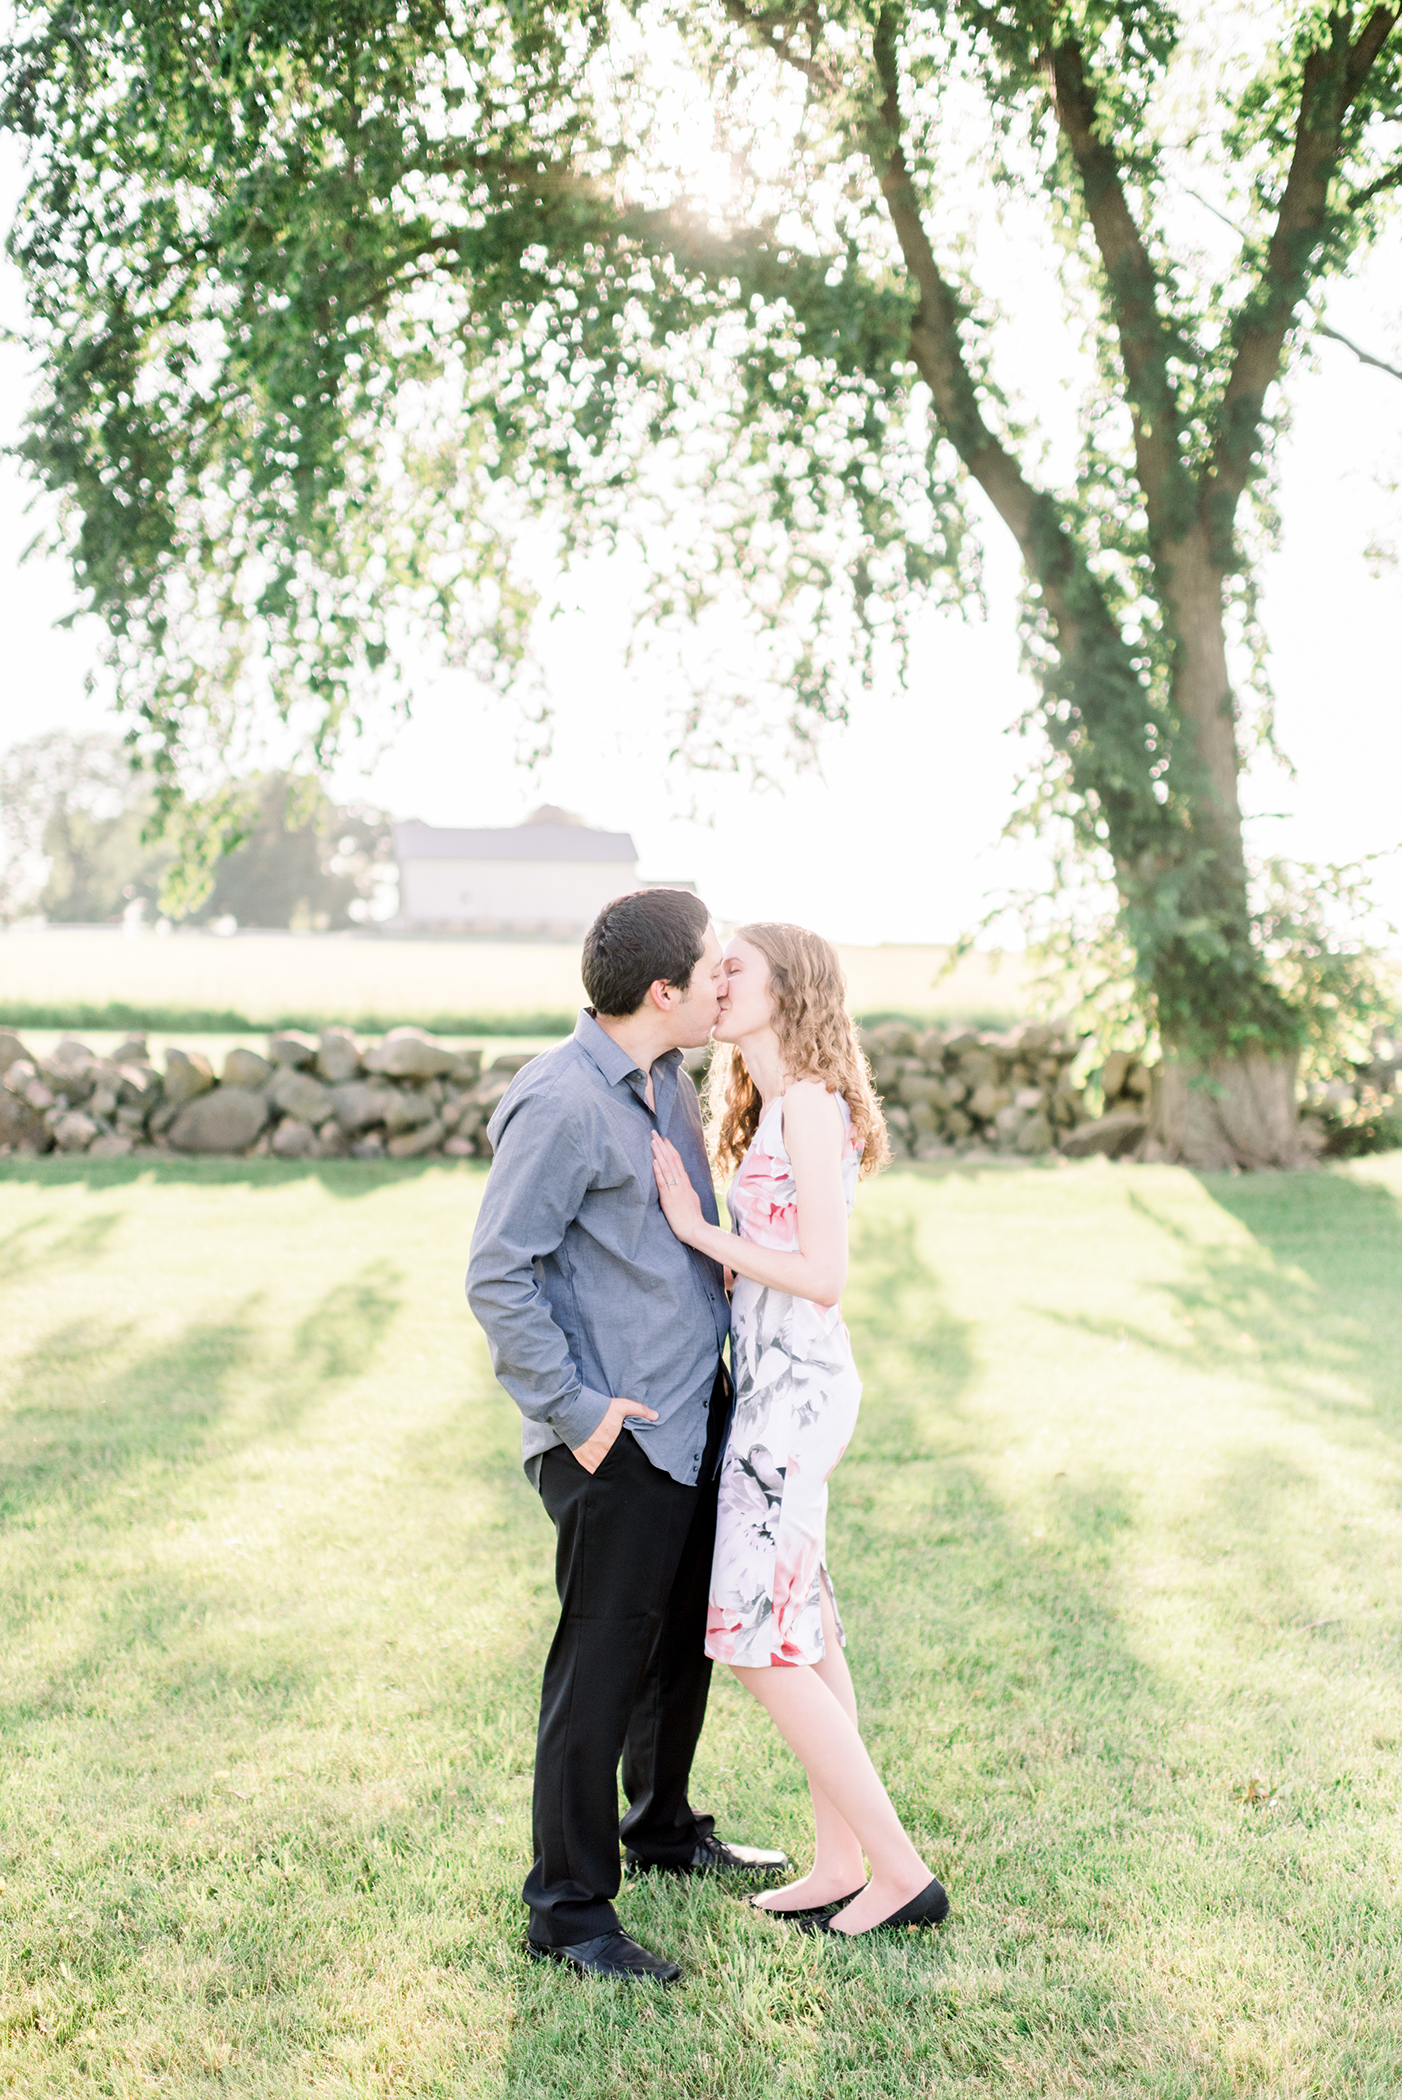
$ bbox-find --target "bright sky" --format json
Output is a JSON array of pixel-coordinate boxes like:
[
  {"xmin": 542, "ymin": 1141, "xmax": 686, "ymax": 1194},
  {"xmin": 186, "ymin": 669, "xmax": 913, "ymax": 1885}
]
[{"xmin": 1, "ymin": 108, "xmax": 1399, "ymax": 948}]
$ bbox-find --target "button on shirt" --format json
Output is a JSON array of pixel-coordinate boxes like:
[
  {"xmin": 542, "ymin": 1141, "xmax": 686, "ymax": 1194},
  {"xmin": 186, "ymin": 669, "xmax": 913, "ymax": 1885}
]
[{"xmin": 466, "ymin": 1010, "xmax": 730, "ymax": 1486}]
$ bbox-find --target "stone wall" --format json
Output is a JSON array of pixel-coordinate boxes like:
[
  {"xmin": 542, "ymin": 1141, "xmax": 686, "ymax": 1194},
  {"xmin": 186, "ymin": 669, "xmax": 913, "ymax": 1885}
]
[
  {"xmin": 0, "ymin": 1028, "xmax": 524, "ymax": 1161},
  {"xmin": 859, "ymin": 1020, "xmax": 1128, "ymax": 1160},
  {"xmin": 1, "ymin": 1018, "xmax": 1141, "ymax": 1164}
]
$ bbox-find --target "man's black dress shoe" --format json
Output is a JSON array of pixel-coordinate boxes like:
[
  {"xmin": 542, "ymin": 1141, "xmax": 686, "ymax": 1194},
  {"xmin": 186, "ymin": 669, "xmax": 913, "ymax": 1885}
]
[
  {"xmin": 624, "ymin": 1834, "xmax": 789, "ymax": 1879},
  {"xmin": 796, "ymin": 1875, "xmax": 950, "ymax": 1936},
  {"xmin": 526, "ymin": 1930, "xmax": 681, "ymax": 1983}
]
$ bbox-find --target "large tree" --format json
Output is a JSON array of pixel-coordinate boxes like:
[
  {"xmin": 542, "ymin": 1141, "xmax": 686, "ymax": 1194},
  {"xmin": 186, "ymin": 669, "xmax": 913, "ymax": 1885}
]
[
  {"xmin": 3, "ymin": 1, "xmax": 1400, "ymax": 1163},
  {"xmin": 191, "ymin": 771, "xmax": 394, "ymax": 930},
  {"xmin": 0, "ymin": 730, "xmax": 171, "ymax": 921},
  {"xmin": 0, "ymin": 733, "xmax": 392, "ymax": 927}
]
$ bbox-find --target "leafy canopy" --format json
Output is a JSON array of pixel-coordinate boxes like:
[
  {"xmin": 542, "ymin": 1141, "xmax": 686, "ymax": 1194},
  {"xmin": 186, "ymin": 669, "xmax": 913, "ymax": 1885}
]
[{"xmin": 3, "ymin": 1, "xmax": 1399, "ymax": 1050}]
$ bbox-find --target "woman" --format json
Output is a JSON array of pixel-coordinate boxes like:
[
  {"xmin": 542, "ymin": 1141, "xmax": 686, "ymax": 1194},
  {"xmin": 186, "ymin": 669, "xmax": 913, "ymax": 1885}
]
[{"xmin": 650, "ymin": 922, "xmax": 947, "ymax": 1937}]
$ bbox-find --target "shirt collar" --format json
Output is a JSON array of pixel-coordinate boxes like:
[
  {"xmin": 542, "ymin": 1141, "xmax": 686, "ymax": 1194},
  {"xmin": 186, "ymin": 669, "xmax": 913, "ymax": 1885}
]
[{"xmin": 573, "ymin": 1007, "xmax": 683, "ymax": 1090}]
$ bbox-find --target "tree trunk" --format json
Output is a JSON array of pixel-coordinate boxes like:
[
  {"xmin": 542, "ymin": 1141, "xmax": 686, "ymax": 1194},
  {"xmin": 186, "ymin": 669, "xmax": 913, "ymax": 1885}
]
[
  {"xmin": 1138, "ymin": 537, "xmax": 1305, "ymax": 1169},
  {"xmin": 869, "ymin": 74, "xmax": 1306, "ymax": 1175},
  {"xmin": 1159, "ymin": 531, "xmax": 1246, "ymax": 890},
  {"xmin": 1149, "ymin": 1051, "xmax": 1306, "ymax": 1170}
]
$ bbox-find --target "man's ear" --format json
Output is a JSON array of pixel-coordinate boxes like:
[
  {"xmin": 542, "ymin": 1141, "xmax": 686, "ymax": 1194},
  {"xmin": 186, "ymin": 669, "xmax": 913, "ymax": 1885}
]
[{"xmin": 647, "ymin": 978, "xmax": 675, "ymax": 1013}]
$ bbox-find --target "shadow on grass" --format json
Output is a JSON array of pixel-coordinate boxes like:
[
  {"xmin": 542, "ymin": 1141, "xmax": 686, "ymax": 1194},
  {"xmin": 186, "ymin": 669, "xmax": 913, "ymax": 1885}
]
[
  {"xmin": 1185, "ymin": 1444, "xmax": 1350, "ymax": 1640},
  {"xmin": 1, "ymin": 1258, "xmax": 407, "ymax": 1742},
  {"xmin": 0, "ymin": 1261, "xmax": 404, "ymax": 1527},
  {"xmin": 0, "ymin": 1306, "xmax": 261, "ymax": 1529},
  {"xmin": 0, "ymin": 1154, "xmax": 489, "ymax": 1200},
  {"xmin": 288, "ymin": 1260, "xmax": 404, "ymax": 1392},
  {"xmin": 1, "ymin": 1557, "xmax": 330, "ymax": 1745},
  {"xmin": 1200, "ymin": 1167, "xmax": 1402, "ymax": 1421},
  {"xmin": 1028, "ymin": 1170, "xmax": 1402, "ymax": 1436},
  {"xmin": 12, "ymin": 1165, "xmax": 1400, "ymax": 2091},
  {"xmin": 390, "ymin": 1362, "xmax": 566, "ymax": 1777},
  {"xmin": 1153, "ymin": 1170, "xmax": 1402, "ymax": 1649},
  {"xmin": 1008, "ymin": 1167, "xmax": 1402, "ymax": 1669},
  {"xmin": 842, "ymin": 1200, "xmax": 980, "ymax": 1444},
  {"xmin": 0, "ymin": 1205, "xmax": 126, "ymax": 1280}
]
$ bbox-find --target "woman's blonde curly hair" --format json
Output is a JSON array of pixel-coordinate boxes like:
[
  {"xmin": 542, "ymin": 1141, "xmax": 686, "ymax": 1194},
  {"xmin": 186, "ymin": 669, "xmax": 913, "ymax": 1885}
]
[{"xmin": 705, "ymin": 922, "xmax": 890, "ymax": 1180}]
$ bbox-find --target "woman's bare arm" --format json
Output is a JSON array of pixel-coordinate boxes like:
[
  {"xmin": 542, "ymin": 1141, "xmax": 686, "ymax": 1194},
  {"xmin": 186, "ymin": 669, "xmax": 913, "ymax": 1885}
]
[{"xmin": 651, "ymin": 1080, "xmax": 850, "ymax": 1306}]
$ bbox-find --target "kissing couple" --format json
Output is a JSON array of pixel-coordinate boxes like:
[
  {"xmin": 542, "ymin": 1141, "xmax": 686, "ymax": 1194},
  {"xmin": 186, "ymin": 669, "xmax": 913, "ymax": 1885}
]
[{"xmin": 468, "ymin": 888, "xmax": 947, "ymax": 1983}]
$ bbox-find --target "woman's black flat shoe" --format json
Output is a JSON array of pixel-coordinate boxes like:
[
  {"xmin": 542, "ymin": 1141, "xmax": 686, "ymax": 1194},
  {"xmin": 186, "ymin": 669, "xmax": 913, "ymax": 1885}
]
[
  {"xmin": 749, "ymin": 1886, "xmax": 866, "ymax": 1923},
  {"xmin": 803, "ymin": 1876, "xmax": 950, "ymax": 1936}
]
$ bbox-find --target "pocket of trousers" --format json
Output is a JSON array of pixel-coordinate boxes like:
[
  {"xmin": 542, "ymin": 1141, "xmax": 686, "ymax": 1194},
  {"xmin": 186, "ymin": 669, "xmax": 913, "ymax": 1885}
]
[
  {"xmin": 575, "ymin": 1424, "xmax": 630, "ymax": 1479},
  {"xmin": 593, "ymin": 1426, "xmax": 632, "ymax": 1476}
]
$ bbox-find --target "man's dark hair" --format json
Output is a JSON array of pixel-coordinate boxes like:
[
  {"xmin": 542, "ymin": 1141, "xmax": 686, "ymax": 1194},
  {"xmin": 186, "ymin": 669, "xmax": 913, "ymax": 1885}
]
[{"xmin": 582, "ymin": 889, "xmax": 711, "ymax": 1017}]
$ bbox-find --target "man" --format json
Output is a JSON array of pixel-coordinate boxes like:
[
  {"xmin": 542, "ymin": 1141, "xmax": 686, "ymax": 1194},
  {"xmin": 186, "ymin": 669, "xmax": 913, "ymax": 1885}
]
[{"xmin": 467, "ymin": 887, "xmax": 785, "ymax": 1985}]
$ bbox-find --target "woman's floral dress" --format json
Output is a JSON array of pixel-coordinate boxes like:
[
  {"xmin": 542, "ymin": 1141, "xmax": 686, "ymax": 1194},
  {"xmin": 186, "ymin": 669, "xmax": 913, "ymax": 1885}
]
[{"xmin": 705, "ymin": 1092, "xmax": 863, "ymax": 1668}]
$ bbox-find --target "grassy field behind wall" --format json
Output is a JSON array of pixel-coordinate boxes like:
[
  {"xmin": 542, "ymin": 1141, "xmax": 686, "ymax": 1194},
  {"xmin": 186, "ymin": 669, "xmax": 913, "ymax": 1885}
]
[
  {"xmin": 3, "ymin": 1150, "xmax": 1402, "ymax": 2096},
  {"xmin": 0, "ymin": 929, "xmax": 1033, "ymax": 1036}
]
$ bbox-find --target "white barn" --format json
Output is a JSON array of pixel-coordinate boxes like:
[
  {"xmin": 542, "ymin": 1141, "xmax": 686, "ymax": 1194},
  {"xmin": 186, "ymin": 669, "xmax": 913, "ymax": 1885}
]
[{"xmin": 392, "ymin": 807, "xmax": 644, "ymax": 936}]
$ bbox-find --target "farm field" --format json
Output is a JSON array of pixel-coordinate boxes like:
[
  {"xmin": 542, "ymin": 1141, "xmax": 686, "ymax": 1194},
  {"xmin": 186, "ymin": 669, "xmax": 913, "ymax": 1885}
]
[
  {"xmin": 3, "ymin": 1150, "xmax": 1402, "ymax": 2095},
  {"xmin": 0, "ymin": 927, "xmax": 1033, "ymax": 1031}
]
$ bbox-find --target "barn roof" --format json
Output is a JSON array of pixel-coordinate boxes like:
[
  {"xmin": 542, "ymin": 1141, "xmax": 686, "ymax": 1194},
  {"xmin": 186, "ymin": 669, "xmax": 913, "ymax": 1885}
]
[{"xmin": 393, "ymin": 818, "xmax": 637, "ymax": 866}]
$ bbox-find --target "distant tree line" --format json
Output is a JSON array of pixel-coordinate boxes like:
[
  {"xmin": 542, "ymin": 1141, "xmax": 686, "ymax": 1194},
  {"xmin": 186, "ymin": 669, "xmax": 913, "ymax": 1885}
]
[{"xmin": 0, "ymin": 733, "xmax": 394, "ymax": 930}]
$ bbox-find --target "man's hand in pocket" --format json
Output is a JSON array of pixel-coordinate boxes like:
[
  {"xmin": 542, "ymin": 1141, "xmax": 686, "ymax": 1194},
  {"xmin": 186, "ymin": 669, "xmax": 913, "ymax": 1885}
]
[{"xmin": 571, "ymin": 1396, "xmax": 659, "ymax": 1475}]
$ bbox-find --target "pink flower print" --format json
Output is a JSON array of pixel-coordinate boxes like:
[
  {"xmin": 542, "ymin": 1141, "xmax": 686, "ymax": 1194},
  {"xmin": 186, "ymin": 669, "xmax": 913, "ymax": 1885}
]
[
  {"xmin": 706, "ymin": 1600, "xmax": 743, "ymax": 1662},
  {"xmin": 705, "ymin": 1090, "xmax": 863, "ymax": 1669},
  {"xmin": 770, "ymin": 1469, "xmax": 822, "ymax": 1651},
  {"xmin": 823, "ymin": 1441, "xmax": 850, "ymax": 1483}
]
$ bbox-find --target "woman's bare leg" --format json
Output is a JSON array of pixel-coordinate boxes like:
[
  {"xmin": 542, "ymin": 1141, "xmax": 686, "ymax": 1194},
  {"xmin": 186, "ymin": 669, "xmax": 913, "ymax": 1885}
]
[
  {"xmin": 735, "ymin": 1582, "xmax": 931, "ymax": 1932},
  {"xmin": 753, "ymin": 1578, "xmax": 865, "ymax": 1908}
]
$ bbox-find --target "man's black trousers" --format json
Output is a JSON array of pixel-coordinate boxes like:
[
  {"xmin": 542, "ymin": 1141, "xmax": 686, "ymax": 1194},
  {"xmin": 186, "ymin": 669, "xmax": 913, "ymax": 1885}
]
[{"xmin": 524, "ymin": 1368, "xmax": 729, "ymax": 1948}]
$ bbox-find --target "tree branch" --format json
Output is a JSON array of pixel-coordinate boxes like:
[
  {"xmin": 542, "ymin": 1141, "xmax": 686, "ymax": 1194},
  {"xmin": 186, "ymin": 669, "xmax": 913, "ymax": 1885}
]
[
  {"xmin": 1316, "ymin": 318, "xmax": 1402, "ymax": 380},
  {"xmin": 854, "ymin": 4, "xmax": 1138, "ymax": 698},
  {"xmin": 719, "ymin": 1, "xmax": 844, "ymax": 96},
  {"xmin": 1346, "ymin": 3, "xmax": 1400, "ymax": 89},
  {"xmin": 866, "ymin": 60, "xmax": 1037, "ymax": 537},
  {"xmin": 722, "ymin": 0, "xmax": 1130, "ymax": 676},
  {"xmin": 1042, "ymin": 34, "xmax": 1192, "ymax": 538},
  {"xmin": 1177, "ymin": 180, "xmax": 1402, "ymax": 382},
  {"xmin": 419, "ymin": 149, "xmax": 609, "ymax": 201},
  {"xmin": 1349, "ymin": 153, "xmax": 1402, "ymax": 206},
  {"xmin": 1202, "ymin": 6, "xmax": 1400, "ymax": 549}
]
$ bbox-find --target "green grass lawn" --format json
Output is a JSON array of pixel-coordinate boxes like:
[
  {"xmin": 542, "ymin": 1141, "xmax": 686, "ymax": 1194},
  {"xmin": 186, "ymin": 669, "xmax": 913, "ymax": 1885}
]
[{"xmin": 3, "ymin": 1152, "xmax": 1402, "ymax": 2097}]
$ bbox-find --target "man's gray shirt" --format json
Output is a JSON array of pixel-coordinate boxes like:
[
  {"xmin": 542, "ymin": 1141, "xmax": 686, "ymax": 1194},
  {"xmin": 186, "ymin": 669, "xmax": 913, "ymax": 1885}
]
[{"xmin": 466, "ymin": 1009, "xmax": 730, "ymax": 1486}]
